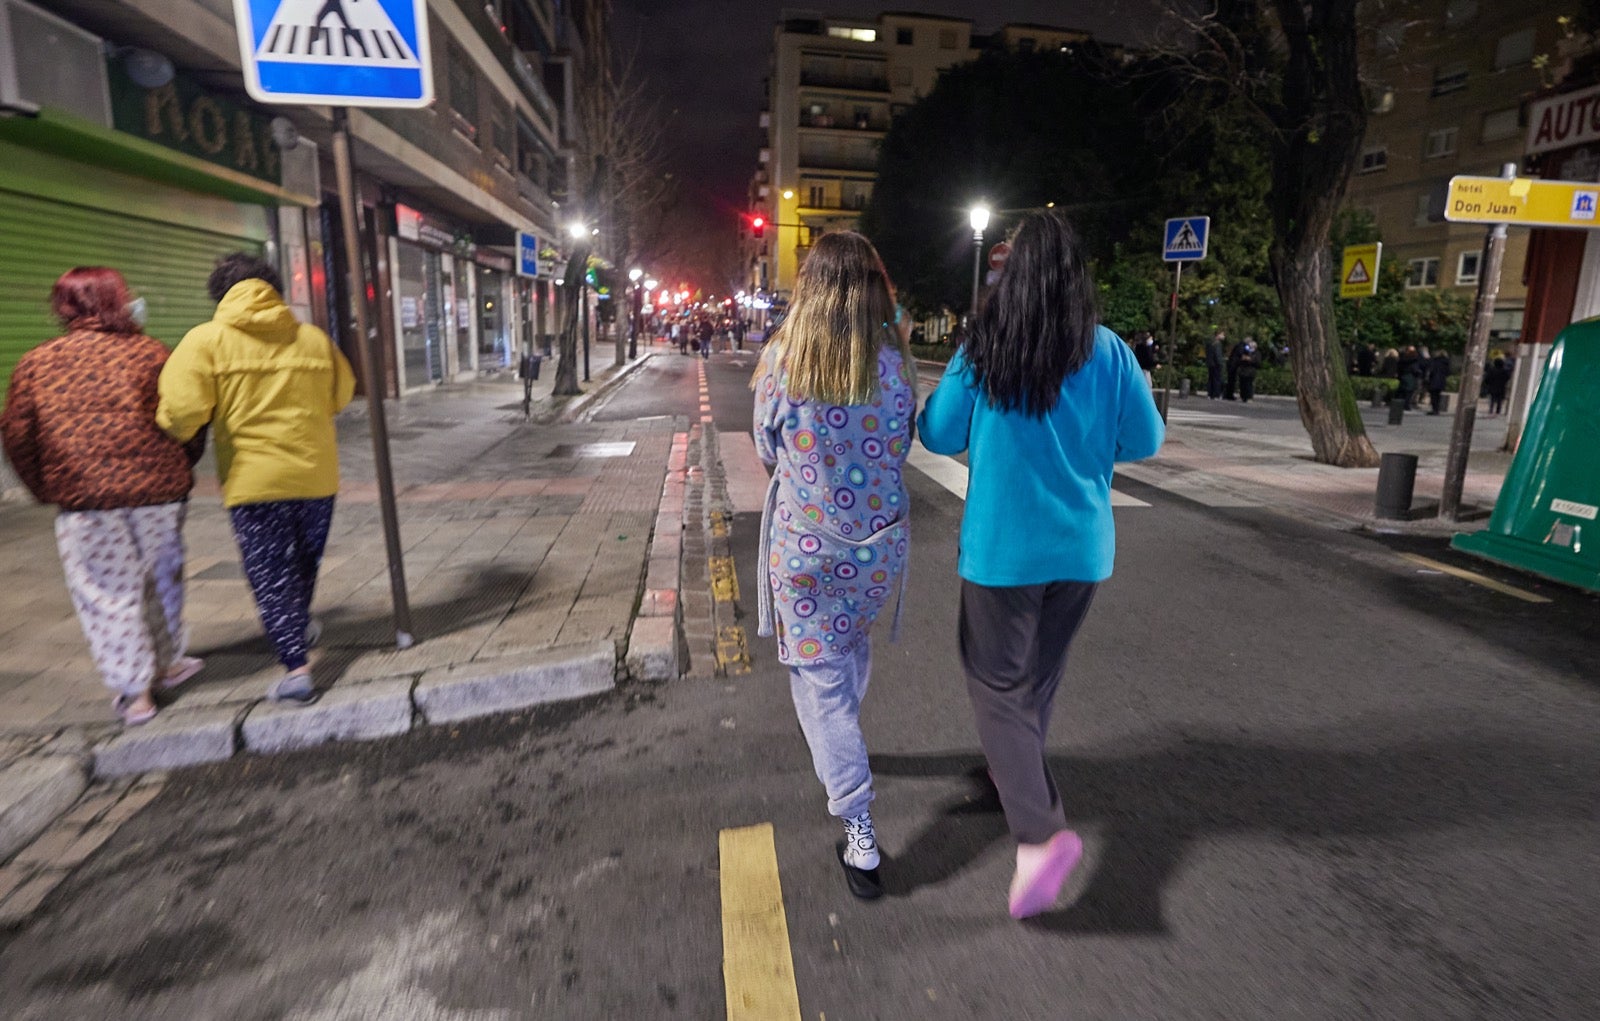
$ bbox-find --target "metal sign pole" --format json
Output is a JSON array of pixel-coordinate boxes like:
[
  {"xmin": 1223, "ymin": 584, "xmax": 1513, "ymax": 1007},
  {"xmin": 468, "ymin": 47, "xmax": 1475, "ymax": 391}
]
[
  {"xmin": 332, "ymin": 107, "xmax": 414, "ymax": 647},
  {"xmin": 1440, "ymin": 162, "xmax": 1516, "ymax": 522},
  {"xmin": 1160, "ymin": 260, "xmax": 1183, "ymax": 422}
]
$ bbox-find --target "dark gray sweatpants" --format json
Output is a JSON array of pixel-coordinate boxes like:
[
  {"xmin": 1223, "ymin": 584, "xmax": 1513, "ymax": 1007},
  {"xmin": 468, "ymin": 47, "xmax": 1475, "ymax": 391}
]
[{"xmin": 959, "ymin": 579, "xmax": 1098, "ymax": 845}]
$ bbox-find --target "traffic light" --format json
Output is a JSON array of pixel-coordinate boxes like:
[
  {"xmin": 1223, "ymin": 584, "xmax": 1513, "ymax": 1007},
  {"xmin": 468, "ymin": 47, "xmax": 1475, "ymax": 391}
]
[{"xmin": 751, "ymin": 215, "xmax": 765, "ymax": 239}]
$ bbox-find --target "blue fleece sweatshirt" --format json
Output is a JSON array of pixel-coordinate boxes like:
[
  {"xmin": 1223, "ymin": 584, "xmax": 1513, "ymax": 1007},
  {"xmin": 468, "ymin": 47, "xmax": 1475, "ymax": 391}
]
[{"xmin": 917, "ymin": 325, "xmax": 1165, "ymax": 586}]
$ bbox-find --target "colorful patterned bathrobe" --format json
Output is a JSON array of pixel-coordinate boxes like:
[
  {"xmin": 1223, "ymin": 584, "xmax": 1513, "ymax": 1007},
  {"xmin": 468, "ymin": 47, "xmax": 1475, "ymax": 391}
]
[{"xmin": 753, "ymin": 346, "xmax": 914, "ymax": 666}]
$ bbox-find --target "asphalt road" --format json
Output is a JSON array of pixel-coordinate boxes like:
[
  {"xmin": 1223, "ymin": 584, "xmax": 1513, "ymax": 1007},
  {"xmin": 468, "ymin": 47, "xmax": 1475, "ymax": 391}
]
[{"xmin": 1, "ymin": 348, "xmax": 1596, "ymax": 1019}]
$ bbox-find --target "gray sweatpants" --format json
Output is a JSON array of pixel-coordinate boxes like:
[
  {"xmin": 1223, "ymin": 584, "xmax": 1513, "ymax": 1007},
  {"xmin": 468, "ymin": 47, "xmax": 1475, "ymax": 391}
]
[
  {"xmin": 959, "ymin": 579, "xmax": 1097, "ymax": 845},
  {"xmin": 789, "ymin": 639, "xmax": 874, "ymax": 818}
]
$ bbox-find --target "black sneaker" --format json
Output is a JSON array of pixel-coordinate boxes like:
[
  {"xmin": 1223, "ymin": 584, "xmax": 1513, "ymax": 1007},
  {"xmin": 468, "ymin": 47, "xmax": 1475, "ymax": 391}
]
[{"xmin": 836, "ymin": 839, "xmax": 883, "ymax": 900}]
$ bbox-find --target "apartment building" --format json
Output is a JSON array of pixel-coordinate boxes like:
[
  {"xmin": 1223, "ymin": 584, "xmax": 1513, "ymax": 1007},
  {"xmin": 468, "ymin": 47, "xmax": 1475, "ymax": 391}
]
[
  {"xmin": 0, "ymin": 0, "xmax": 606, "ymax": 412},
  {"xmin": 1347, "ymin": 1, "xmax": 1562, "ymax": 342},
  {"xmin": 748, "ymin": 10, "xmax": 1097, "ymax": 298}
]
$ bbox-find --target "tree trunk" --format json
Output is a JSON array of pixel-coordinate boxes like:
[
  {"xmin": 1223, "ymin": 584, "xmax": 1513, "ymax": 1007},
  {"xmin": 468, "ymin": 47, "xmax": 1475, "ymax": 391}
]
[
  {"xmin": 552, "ymin": 245, "xmax": 589, "ymax": 397},
  {"xmin": 1274, "ymin": 241, "xmax": 1379, "ymax": 466}
]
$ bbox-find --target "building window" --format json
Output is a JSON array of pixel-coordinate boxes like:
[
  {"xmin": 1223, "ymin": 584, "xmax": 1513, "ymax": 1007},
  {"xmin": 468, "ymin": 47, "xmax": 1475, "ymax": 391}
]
[
  {"xmin": 1423, "ymin": 127, "xmax": 1459, "ymax": 159},
  {"xmin": 827, "ymin": 27, "xmax": 876, "ymax": 42},
  {"xmin": 1370, "ymin": 86, "xmax": 1396, "ymax": 115},
  {"xmin": 1376, "ymin": 21, "xmax": 1406, "ymax": 54},
  {"xmin": 447, "ymin": 42, "xmax": 478, "ymax": 141},
  {"xmin": 1415, "ymin": 192, "xmax": 1436, "ymax": 226},
  {"xmin": 1457, "ymin": 251, "xmax": 1481, "ymax": 285},
  {"xmin": 489, "ymin": 98, "xmax": 512, "ymax": 170},
  {"xmin": 896, "ymin": 27, "xmax": 913, "ymax": 45},
  {"xmin": 1359, "ymin": 146, "xmax": 1388, "ymax": 173},
  {"xmin": 1406, "ymin": 257, "xmax": 1441, "ymax": 288},
  {"xmin": 808, "ymin": 184, "xmax": 827, "ymax": 207},
  {"xmin": 1495, "ymin": 28, "xmax": 1536, "ymax": 70},
  {"xmin": 1432, "ymin": 64, "xmax": 1468, "ymax": 96},
  {"xmin": 1017, "ymin": 37, "xmax": 1037, "ymax": 52},
  {"xmin": 939, "ymin": 28, "xmax": 958, "ymax": 49},
  {"xmin": 1481, "ymin": 107, "xmax": 1520, "ymax": 143},
  {"xmin": 1444, "ymin": 0, "xmax": 1478, "ymax": 28}
]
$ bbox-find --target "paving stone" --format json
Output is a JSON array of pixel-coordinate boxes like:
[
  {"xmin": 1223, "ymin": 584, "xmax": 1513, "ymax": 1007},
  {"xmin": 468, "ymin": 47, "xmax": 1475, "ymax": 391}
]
[
  {"xmin": 242, "ymin": 676, "xmax": 415, "ymax": 754},
  {"xmin": 0, "ymin": 755, "xmax": 88, "ymax": 863},
  {"xmin": 413, "ymin": 641, "xmax": 616, "ymax": 725},
  {"xmin": 0, "ymin": 867, "xmax": 69, "ymax": 926},
  {"xmin": 92, "ymin": 704, "xmax": 247, "ymax": 778}
]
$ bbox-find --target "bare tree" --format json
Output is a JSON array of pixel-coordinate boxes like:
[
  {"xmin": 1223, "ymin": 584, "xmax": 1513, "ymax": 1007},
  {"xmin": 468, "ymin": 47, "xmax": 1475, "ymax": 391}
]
[{"xmin": 1156, "ymin": 0, "xmax": 1381, "ymax": 467}]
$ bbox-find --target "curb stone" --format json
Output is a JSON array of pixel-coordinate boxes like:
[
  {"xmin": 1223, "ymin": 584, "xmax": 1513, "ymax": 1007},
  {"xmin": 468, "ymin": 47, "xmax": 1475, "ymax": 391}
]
[
  {"xmin": 413, "ymin": 642, "xmax": 617, "ymax": 725},
  {"xmin": 625, "ymin": 616, "xmax": 680, "ymax": 683},
  {"xmin": 549, "ymin": 352, "xmax": 655, "ymax": 424},
  {"xmin": 0, "ymin": 756, "xmax": 88, "ymax": 863},
  {"xmin": 242, "ymin": 676, "xmax": 416, "ymax": 754},
  {"xmin": 93, "ymin": 704, "xmax": 249, "ymax": 778}
]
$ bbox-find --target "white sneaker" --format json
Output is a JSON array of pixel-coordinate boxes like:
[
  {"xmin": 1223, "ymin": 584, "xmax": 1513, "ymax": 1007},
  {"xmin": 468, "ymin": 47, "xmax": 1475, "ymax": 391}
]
[
  {"xmin": 305, "ymin": 617, "xmax": 323, "ymax": 648},
  {"xmin": 842, "ymin": 812, "xmax": 881, "ymax": 871}
]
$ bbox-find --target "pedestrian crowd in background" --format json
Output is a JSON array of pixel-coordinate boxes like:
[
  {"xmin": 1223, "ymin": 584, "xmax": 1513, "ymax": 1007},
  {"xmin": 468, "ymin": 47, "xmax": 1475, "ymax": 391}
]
[
  {"xmin": 0, "ymin": 255, "xmax": 353, "ymax": 727},
  {"xmin": 753, "ymin": 213, "xmax": 1164, "ymax": 918}
]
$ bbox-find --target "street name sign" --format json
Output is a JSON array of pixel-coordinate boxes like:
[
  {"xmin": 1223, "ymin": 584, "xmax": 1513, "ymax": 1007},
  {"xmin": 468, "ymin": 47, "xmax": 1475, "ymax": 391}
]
[
  {"xmin": 516, "ymin": 231, "xmax": 540, "ymax": 278},
  {"xmin": 1340, "ymin": 242, "xmax": 1382, "ymax": 299},
  {"xmin": 1163, "ymin": 216, "xmax": 1210, "ymax": 262},
  {"xmin": 233, "ymin": 0, "xmax": 433, "ymax": 107},
  {"xmin": 1444, "ymin": 175, "xmax": 1600, "ymax": 229}
]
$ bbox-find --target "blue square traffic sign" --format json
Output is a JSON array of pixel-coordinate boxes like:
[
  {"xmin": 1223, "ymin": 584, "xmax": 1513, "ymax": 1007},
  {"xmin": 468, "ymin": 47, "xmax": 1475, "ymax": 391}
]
[
  {"xmin": 517, "ymin": 232, "xmax": 540, "ymax": 278},
  {"xmin": 1163, "ymin": 216, "xmax": 1210, "ymax": 262},
  {"xmin": 233, "ymin": 0, "xmax": 434, "ymax": 108}
]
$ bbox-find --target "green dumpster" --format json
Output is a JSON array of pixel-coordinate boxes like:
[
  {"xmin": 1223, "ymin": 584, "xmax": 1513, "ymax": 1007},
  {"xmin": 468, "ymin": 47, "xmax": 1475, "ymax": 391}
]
[{"xmin": 1453, "ymin": 319, "xmax": 1600, "ymax": 592}]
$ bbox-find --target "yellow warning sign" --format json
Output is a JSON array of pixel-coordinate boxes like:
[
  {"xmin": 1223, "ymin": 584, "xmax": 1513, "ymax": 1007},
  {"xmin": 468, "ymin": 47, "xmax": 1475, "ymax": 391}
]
[{"xmin": 1340, "ymin": 242, "xmax": 1382, "ymax": 299}]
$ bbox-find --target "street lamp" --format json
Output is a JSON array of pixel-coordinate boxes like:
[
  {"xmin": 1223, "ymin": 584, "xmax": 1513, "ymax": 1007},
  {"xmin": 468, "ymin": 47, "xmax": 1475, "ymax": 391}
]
[
  {"xmin": 968, "ymin": 203, "xmax": 991, "ymax": 320},
  {"xmin": 567, "ymin": 221, "xmax": 588, "ymax": 241}
]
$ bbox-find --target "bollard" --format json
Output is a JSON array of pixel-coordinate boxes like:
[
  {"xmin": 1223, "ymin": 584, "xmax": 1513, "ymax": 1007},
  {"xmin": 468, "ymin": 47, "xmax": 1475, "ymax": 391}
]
[
  {"xmin": 1374, "ymin": 452, "xmax": 1419, "ymax": 519},
  {"xmin": 1388, "ymin": 396, "xmax": 1405, "ymax": 425}
]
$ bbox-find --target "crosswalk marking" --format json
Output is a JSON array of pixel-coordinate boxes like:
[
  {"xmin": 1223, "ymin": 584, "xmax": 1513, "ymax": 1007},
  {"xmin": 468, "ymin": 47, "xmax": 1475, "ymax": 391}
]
[
  {"xmin": 720, "ymin": 824, "xmax": 802, "ymax": 1021},
  {"xmin": 906, "ymin": 447, "xmax": 1150, "ymax": 506},
  {"xmin": 256, "ymin": 0, "xmax": 422, "ymax": 66}
]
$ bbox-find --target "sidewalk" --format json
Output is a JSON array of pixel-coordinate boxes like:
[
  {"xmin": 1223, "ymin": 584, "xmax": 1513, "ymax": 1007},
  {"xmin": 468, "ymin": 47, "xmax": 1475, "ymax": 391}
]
[
  {"xmin": 0, "ymin": 351, "xmax": 683, "ymax": 865},
  {"xmin": 1120, "ymin": 393, "xmax": 1511, "ymax": 533}
]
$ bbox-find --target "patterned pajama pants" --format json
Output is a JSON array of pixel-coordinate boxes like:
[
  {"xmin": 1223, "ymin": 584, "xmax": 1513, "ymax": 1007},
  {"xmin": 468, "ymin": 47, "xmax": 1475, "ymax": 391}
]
[
  {"xmin": 55, "ymin": 501, "xmax": 189, "ymax": 698},
  {"xmin": 229, "ymin": 497, "xmax": 335, "ymax": 672}
]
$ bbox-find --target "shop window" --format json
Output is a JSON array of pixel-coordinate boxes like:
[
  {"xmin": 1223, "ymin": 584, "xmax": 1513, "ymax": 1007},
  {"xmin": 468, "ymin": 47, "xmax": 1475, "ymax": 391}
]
[
  {"xmin": 1495, "ymin": 28, "xmax": 1536, "ymax": 70},
  {"xmin": 1359, "ymin": 146, "xmax": 1388, "ymax": 174},
  {"xmin": 1457, "ymin": 251, "xmax": 1481, "ymax": 285},
  {"xmin": 1423, "ymin": 126, "xmax": 1458, "ymax": 159},
  {"xmin": 1405, "ymin": 257, "xmax": 1441, "ymax": 288},
  {"xmin": 1432, "ymin": 64, "xmax": 1468, "ymax": 97},
  {"xmin": 447, "ymin": 42, "xmax": 479, "ymax": 141},
  {"xmin": 896, "ymin": 27, "xmax": 913, "ymax": 45}
]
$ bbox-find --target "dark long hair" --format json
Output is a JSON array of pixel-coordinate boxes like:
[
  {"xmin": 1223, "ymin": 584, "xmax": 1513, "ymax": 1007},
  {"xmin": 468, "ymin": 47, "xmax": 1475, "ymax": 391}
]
[
  {"xmin": 964, "ymin": 211, "xmax": 1099, "ymax": 417},
  {"xmin": 50, "ymin": 267, "xmax": 139, "ymax": 335}
]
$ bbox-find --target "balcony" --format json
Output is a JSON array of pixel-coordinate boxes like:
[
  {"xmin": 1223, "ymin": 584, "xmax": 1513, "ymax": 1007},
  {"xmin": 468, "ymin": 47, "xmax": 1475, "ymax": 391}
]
[
  {"xmin": 798, "ymin": 70, "xmax": 890, "ymax": 93},
  {"xmin": 798, "ymin": 153, "xmax": 879, "ymax": 173},
  {"xmin": 799, "ymin": 113, "xmax": 887, "ymax": 133}
]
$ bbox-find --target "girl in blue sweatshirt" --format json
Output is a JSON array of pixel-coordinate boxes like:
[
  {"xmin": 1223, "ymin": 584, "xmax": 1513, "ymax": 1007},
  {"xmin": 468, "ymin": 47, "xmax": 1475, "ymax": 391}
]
[{"xmin": 918, "ymin": 211, "xmax": 1164, "ymax": 918}]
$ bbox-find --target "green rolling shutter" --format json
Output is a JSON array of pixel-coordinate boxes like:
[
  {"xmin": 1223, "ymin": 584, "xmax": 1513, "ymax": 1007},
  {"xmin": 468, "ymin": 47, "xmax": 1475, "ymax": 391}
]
[{"xmin": 0, "ymin": 187, "xmax": 262, "ymax": 404}]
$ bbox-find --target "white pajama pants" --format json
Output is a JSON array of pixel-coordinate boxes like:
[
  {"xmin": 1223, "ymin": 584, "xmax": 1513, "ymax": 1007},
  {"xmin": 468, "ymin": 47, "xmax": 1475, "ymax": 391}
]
[{"xmin": 54, "ymin": 501, "xmax": 189, "ymax": 698}]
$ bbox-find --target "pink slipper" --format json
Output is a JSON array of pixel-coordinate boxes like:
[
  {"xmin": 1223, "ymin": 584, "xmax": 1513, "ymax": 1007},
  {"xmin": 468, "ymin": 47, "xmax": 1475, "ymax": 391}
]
[
  {"xmin": 1008, "ymin": 830, "xmax": 1084, "ymax": 919},
  {"xmin": 158, "ymin": 656, "xmax": 205, "ymax": 691},
  {"xmin": 113, "ymin": 694, "xmax": 158, "ymax": 727}
]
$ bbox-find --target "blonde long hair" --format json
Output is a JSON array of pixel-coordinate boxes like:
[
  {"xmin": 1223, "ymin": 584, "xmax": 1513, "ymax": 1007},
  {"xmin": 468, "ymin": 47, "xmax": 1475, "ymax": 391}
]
[{"xmin": 756, "ymin": 231, "xmax": 914, "ymax": 405}]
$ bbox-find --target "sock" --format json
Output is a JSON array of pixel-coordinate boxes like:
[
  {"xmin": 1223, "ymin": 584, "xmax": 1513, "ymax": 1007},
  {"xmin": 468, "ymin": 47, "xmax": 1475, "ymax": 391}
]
[{"xmin": 843, "ymin": 812, "xmax": 880, "ymax": 870}]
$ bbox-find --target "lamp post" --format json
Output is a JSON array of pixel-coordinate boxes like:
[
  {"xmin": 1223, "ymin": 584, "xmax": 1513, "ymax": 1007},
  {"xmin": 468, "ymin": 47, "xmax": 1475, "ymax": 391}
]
[
  {"xmin": 968, "ymin": 203, "xmax": 991, "ymax": 323},
  {"xmin": 567, "ymin": 221, "xmax": 591, "ymax": 381},
  {"xmin": 627, "ymin": 267, "xmax": 643, "ymax": 359}
]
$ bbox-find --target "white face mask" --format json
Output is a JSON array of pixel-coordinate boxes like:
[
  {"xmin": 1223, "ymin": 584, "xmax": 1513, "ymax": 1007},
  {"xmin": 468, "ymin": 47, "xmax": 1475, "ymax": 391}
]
[{"xmin": 126, "ymin": 296, "xmax": 148, "ymax": 329}]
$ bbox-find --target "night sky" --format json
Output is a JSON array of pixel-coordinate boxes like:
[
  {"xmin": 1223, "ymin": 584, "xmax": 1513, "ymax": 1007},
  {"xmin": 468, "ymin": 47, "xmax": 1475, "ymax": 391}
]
[{"xmin": 611, "ymin": 1, "xmax": 1153, "ymax": 287}]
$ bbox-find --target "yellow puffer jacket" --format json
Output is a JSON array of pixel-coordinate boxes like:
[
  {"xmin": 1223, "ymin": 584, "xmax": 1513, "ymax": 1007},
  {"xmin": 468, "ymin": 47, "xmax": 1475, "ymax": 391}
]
[{"xmin": 157, "ymin": 280, "xmax": 356, "ymax": 507}]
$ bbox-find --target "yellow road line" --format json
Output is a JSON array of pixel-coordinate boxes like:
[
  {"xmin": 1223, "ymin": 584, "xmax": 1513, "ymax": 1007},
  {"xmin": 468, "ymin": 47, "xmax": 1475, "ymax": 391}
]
[
  {"xmin": 720, "ymin": 823, "xmax": 802, "ymax": 1021},
  {"xmin": 710, "ymin": 556, "xmax": 740, "ymax": 603},
  {"xmin": 1397, "ymin": 552, "xmax": 1552, "ymax": 604},
  {"xmin": 717, "ymin": 625, "xmax": 752, "ymax": 675}
]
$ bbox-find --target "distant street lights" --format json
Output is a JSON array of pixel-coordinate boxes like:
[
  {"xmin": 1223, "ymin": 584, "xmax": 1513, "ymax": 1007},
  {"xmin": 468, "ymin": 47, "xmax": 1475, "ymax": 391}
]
[{"xmin": 968, "ymin": 203, "xmax": 991, "ymax": 319}]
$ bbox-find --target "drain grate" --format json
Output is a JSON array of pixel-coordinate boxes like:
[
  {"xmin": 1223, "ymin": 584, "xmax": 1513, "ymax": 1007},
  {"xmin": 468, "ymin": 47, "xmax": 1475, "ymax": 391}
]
[{"xmin": 546, "ymin": 442, "xmax": 637, "ymax": 459}]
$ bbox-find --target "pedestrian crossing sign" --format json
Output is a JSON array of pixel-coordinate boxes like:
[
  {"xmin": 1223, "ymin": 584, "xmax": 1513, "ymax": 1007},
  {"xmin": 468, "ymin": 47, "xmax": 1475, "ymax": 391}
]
[
  {"xmin": 233, "ymin": 0, "xmax": 433, "ymax": 107},
  {"xmin": 1340, "ymin": 242, "xmax": 1382, "ymax": 299},
  {"xmin": 1163, "ymin": 217, "xmax": 1210, "ymax": 262}
]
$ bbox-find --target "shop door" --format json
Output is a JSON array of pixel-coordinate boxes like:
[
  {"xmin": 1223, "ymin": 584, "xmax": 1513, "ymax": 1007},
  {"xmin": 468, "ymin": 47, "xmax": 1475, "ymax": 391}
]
[
  {"xmin": 478, "ymin": 267, "xmax": 508, "ymax": 368},
  {"xmin": 393, "ymin": 242, "xmax": 443, "ymax": 387},
  {"xmin": 0, "ymin": 187, "xmax": 261, "ymax": 400},
  {"xmin": 423, "ymin": 252, "xmax": 446, "ymax": 381},
  {"xmin": 452, "ymin": 257, "xmax": 474, "ymax": 375}
]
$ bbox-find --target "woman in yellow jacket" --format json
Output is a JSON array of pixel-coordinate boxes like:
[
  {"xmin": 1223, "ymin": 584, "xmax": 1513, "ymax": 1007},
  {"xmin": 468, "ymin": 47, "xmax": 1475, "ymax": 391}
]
[{"xmin": 158, "ymin": 254, "xmax": 355, "ymax": 705}]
